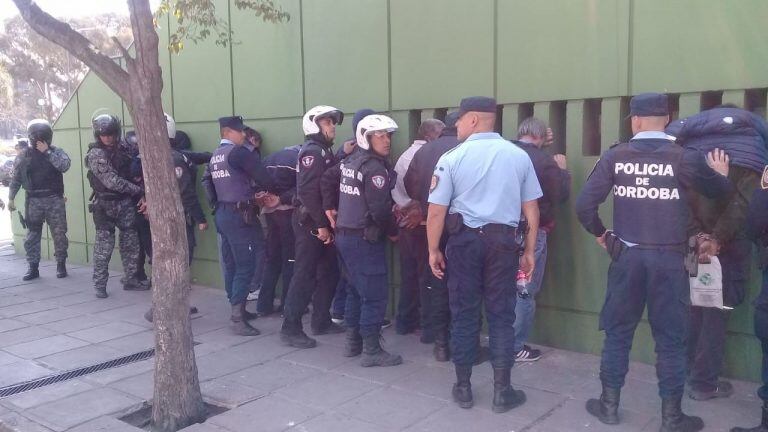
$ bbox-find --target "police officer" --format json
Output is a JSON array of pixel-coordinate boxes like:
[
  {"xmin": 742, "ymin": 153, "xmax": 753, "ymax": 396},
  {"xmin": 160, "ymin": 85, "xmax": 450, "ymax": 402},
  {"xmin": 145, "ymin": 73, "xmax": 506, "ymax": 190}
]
[
  {"xmin": 8, "ymin": 119, "xmax": 71, "ymax": 280},
  {"xmin": 335, "ymin": 114, "xmax": 402, "ymax": 366},
  {"xmin": 575, "ymin": 93, "xmax": 732, "ymax": 432},
  {"xmin": 427, "ymin": 97, "xmax": 542, "ymax": 413},
  {"xmin": 85, "ymin": 114, "xmax": 147, "ymax": 298},
  {"xmin": 202, "ymin": 115, "xmax": 274, "ymax": 336},
  {"xmin": 733, "ymin": 171, "xmax": 768, "ymax": 432},
  {"xmin": 404, "ymin": 111, "xmax": 461, "ymax": 362},
  {"xmin": 280, "ymin": 105, "xmax": 345, "ymax": 348}
]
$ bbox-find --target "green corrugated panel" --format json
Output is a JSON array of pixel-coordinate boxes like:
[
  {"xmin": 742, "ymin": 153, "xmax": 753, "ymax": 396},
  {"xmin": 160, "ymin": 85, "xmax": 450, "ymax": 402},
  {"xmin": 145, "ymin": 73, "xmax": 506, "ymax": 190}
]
[
  {"xmin": 390, "ymin": 0, "xmax": 494, "ymax": 110},
  {"xmin": 302, "ymin": 0, "xmax": 389, "ymax": 113}
]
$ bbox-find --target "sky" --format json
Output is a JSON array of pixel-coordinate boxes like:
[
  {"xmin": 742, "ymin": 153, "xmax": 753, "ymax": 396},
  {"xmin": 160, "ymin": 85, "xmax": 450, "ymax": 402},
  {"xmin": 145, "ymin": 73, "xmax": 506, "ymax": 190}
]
[{"xmin": 1, "ymin": 0, "xmax": 161, "ymax": 25}]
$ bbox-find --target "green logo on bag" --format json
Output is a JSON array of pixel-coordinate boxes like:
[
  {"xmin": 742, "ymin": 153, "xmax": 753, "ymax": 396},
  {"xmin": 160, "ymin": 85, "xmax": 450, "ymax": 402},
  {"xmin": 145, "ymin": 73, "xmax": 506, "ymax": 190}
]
[{"xmin": 698, "ymin": 273, "xmax": 713, "ymax": 286}]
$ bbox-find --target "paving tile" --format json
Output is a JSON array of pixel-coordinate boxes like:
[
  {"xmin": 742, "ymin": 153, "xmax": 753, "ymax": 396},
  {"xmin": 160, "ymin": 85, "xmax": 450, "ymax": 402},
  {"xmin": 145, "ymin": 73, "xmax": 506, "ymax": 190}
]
[
  {"xmin": 390, "ymin": 365, "xmax": 466, "ymax": 401},
  {"xmin": 68, "ymin": 321, "xmax": 147, "ymax": 343},
  {"xmin": 25, "ymin": 388, "xmax": 142, "ymax": 431},
  {"xmin": 405, "ymin": 404, "xmax": 531, "ymax": 432},
  {"xmin": 0, "ymin": 349, "xmax": 21, "ymax": 366},
  {"xmin": 276, "ymin": 372, "xmax": 380, "ymax": 410},
  {"xmin": 82, "ymin": 358, "xmax": 155, "ymax": 385},
  {"xmin": 178, "ymin": 422, "xmax": 230, "ymax": 431},
  {"xmin": 0, "ymin": 326, "xmax": 57, "ymax": 347},
  {"xmin": 4, "ymin": 379, "xmax": 95, "ymax": 410},
  {"xmin": 220, "ymin": 360, "xmax": 318, "ymax": 392},
  {"xmin": 4, "ymin": 334, "xmax": 91, "ymax": 359},
  {"xmin": 14, "ymin": 306, "xmax": 89, "ymax": 325},
  {"xmin": 112, "ymin": 372, "xmax": 155, "ymax": 401},
  {"xmin": 0, "ymin": 295, "xmax": 33, "ymax": 309},
  {"xmin": 37, "ymin": 344, "xmax": 124, "ymax": 371},
  {"xmin": 332, "ymin": 357, "xmax": 425, "ymax": 385},
  {"xmin": 100, "ymin": 330, "xmax": 155, "ymax": 352},
  {"xmin": 0, "ymin": 411, "xmax": 55, "ymax": 432},
  {"xmin": 200, "ymin": 378, "xmax": 267, "ymax": 408},
  {"xmin": 526, "ymin": 398, "xmax": 653, "ymax": 432},
  {"xmin": 286, "ymin": 412, "xmax": 391, "ymax": 432},
  {"xmin": 0, "ymin": 299, "xmax": 60, "ymax": 318},
  {"xmin": 280, "ymin": 342, "xmax": 357, "ymax": 371},
  {"xmin": 336, "ymin": 386, "xmax": 447, "ymax": 430},
  {"xmin": 0, "ymin": 360, "xmax": 55, "ymax": 388},
  {"xmin": 68, "ymin": 416, "xmax": 145, "ymax": 431},
  {"xmin": 209, "ymin": 394, "xmax": 320, "ymax": 432},
  {"xmin": 40, "ymin": 315, "xmax": 109, "ymax": 333}
]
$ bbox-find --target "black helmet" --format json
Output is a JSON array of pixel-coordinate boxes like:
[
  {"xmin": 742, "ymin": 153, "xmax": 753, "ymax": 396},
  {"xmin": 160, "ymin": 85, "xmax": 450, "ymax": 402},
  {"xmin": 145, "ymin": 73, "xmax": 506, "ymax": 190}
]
[
  {"xmin": 27, "ymin": 119, "xmax": 53, "ymax": 145},
  {"xmin": 92, "ymin": 114, "xmax": 121, "ymax": 141}
]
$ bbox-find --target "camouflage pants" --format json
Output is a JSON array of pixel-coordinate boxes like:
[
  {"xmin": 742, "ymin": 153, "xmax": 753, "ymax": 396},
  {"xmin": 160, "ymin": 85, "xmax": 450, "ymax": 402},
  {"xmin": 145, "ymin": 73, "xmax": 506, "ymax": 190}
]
[
  {"xmin": 92, "ymin": 198, "xmax": 139, "ymax": 289},
  {"xmin": 24, "ymin": 196, "xmax": 68, "ymax": 265}
]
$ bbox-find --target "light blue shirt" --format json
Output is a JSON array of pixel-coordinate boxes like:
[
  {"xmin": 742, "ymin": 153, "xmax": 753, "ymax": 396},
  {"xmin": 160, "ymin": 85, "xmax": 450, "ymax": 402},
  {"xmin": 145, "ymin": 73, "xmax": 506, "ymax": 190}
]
[{"xmin": 428, "ymin": 132, "xmax": 543, "ymax": 228}]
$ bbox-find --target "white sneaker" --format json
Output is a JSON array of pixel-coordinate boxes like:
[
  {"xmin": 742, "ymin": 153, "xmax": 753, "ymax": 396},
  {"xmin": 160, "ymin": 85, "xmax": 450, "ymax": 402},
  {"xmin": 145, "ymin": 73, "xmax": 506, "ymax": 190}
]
[
  {"xmin": 246, "ymin": 290, "xmax": 260, "ymax": 301},
  {"xmin": 514, "ymin": 345, "xmax": 542, "ymax": 362}
]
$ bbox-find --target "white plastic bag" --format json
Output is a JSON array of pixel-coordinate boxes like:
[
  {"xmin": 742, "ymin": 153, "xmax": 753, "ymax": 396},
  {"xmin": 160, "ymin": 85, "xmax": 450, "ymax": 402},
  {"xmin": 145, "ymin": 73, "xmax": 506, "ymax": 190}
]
[{"xmin": 689, "ymin": 256, "xmax": 729, "ymax": 309}]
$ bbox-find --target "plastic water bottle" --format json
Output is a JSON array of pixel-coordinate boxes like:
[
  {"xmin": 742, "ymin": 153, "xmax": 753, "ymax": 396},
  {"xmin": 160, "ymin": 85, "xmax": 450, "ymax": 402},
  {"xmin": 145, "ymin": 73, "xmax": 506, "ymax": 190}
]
[{"xmin": 516, "ymin": 270, "xmax": 530, "ymax": 299}]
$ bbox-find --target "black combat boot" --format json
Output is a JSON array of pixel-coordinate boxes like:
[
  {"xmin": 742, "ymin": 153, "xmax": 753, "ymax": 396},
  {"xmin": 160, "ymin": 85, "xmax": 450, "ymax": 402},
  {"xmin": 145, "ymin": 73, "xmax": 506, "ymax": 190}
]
[
  {"xmin": 343, "ymin": 327, "xmax": 363, "ymax": 357},
  {"xmin": 360, "ymin": 333, "xmax": 402, "ymax": 367},
  {"xmin": 660, "ymin": 395, "xmax": 704, "ymax": 432},
  {"xmin": 492, "ymin": 367, "xmax": 526, "ymax": 413},
  {"xmin": 94, "ymin": 286, "xmax": 108, "ymax": 298},
  {"xmin": 230, "ymin": 303, "xmax": 260, "ymax": 336},
  {"xmin": 433, "ymin": 329, "xmax": 450, "ymax": 362},
  {"xmin": 56, "ymin": 260, "xmax": 67, "ymax": 278},
  {"xmin": 280, "ymin": 321, "xmax": 317, "ymax": 349},
  {"xmin": 22, "ymin": 263, "xmax": 39, "ymax": 281},
  {"xmin": 452, "ymin": 365, "xmax": 473, "ymax": 409},
  {"xmin": 123, "ymin": 278, "xmax": 151, "ymax": 291},
  {"xmin": 586, "ymin": 385, "xmax": 621, "ymax": 425},
  {"xmin": 241, "ymin": 302, "xmax": 258, "ymax": 321},
  {"xmin": 312, "ymin": 320, "xmax": 345, "ymax": 335},
  {"xmin": 731, "ymin": 401, "xmax": 768, "ymax": 432}
]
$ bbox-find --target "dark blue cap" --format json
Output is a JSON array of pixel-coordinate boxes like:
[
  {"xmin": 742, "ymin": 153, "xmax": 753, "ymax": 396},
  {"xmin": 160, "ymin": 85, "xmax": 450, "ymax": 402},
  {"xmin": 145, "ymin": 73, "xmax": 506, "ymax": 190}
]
[
  {"xmin": 444, "ymin": 111, "xmax": 460, "ymax": 128},
  {"xmin": 629, "ymin": 93, "xmax": 669, "ymax": 117},
  {"xmin": 458, "ymin": 96, "xmax": 497, "ymax": 117},
  {"xmin": 352, "ymin": 108, "xmax": 376, "ymax": 132},
  {"xmin": 218, "ymin": 115, "xmax": 245, "ymax": 131}
]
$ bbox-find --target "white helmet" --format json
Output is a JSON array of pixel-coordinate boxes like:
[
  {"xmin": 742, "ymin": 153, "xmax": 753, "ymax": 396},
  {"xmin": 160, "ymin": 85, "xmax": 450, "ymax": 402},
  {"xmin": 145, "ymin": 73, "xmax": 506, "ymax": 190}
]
[
  {"xmin": 356, "ymin": 114, "xmax": 398, "ymax": 150},
  {"xmin": 302, "ymin": 105, "xmax": 343, "ymax": 135},
  {"xmin": 164, "ymin": 112, "xmax": 176, "ymax": 139}
]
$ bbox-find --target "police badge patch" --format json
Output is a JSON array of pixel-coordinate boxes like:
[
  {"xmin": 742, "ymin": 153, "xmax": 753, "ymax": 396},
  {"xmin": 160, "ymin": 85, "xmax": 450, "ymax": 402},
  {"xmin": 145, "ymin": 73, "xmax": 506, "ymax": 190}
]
[
  {"xmin": 301, "ymin": 155, "xmax": 314, "ymax": 168},
  {"xmin": 175, "ymin": 167, "xmax": 184, "ymax": 179},
  {"xmin": 762, "ymin": 165, "xmax": 768, "ymax": 190},
  {"xmin": 371, "ymin": 175, "xmax": 386, "ymax": 189},
  {"xmin": 430, "ymin": 175, "xmax": 439, "ymax": 192}
]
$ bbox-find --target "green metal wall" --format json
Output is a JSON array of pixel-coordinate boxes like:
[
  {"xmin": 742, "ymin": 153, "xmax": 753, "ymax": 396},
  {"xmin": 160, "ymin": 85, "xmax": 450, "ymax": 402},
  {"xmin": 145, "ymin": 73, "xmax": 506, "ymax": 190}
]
[{"xmin": 18, "ymin": 0, "xmax": 768, "ymax": 381}]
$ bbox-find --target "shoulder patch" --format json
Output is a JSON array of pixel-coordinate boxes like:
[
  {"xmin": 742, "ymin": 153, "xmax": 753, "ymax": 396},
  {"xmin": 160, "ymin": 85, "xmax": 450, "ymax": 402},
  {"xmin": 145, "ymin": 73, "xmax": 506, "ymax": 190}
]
[
  {"xmin": 430, "ymin": 175, "xmax": 439, "ymax": 192},
  {"xmin": 175, "ymin": 166, "xmax": 184, "ymax": 179},
  {"xmin": 371, "ymin": 175, "xmax": 386, "ymax": 189},
  {"xmin": 761, "ymin": 165, "xmax": 768, "ymax": 190},
  {"xmin": 301, "ymin": 155, "xmax": 315, "ymax": 168}
]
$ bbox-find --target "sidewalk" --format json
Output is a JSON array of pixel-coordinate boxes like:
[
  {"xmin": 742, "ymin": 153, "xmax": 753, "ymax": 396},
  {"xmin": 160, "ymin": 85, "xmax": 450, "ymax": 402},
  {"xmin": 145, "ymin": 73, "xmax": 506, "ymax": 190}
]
[{"xmin": 0, "ymin": 253, "xmax": 762, "ymax": 432}]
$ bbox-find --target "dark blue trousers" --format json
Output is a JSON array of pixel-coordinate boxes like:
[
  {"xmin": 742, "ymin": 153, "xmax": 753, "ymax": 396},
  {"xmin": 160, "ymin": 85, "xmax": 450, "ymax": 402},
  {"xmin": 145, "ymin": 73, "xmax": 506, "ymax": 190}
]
[
  {"xmin": 336, "ymin": 233, "xmax": 389, "ymax": 338},
  {"xmin": 755, "ymin": 268, "xmax": 768, "ymax": 401},
  {"xmin": 446, "ymin": 229, "xmax": 518, "ymax": 368},
  {"xmin": 215, "ymin": 207, "xmax": 264, "ymax": 305},
  {"xmin": 599, "ymin": 248, "xmax": 689, "ymax": 398},
  {"xmin": 396, "ymin": 225, "xmax": 430, "ymax": 334},
  {"xmin": 257, "ymin": 209, "xmax": 295, "ymax": 314}
]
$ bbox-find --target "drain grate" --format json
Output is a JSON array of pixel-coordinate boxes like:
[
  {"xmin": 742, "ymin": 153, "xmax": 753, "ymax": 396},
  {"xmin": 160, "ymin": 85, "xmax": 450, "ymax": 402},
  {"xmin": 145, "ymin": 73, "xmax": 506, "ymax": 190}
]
[{"xmin": 0, "ymin": 348, "xmax": 155, "ymax": 398}]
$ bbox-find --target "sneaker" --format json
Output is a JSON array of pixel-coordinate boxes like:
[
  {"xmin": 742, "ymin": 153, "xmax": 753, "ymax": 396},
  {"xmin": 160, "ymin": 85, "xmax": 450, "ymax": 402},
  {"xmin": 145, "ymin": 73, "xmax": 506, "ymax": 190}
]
[
  {"xmin": 514, "ymin": 345, "xmax": 542, "ymax": 362},
  {"xmin": 246, "ymin": 290, "xmax": 260, "ymax": 301},
  {"xmin": 331, "ymin": 313, "xmax": 345, "ymax": 325},
  {"xmin": 381, "ymin": 319, "xmax": 392, "ymax": 329},
  {"xmin": 688, "ymin": 380, "xmax": 734, "ymax": 400}
]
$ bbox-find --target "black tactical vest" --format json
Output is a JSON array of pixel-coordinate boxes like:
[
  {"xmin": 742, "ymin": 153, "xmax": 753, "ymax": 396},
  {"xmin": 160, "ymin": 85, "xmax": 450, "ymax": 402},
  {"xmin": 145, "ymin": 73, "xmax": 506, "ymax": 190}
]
[
  {"xmin": 25, "ymin": 150, "xmax": 64, "ymax": 197},
  {"xmin": 86, "ymin": 143, "xmax": 133, "ymax": 197},
  {"xmin": 611, "ymin": 140, "xmax": 688, "ymax": 245},
  {"xmin": 336, "ymin": 153, "xmax": 391, "ymax": 230}
]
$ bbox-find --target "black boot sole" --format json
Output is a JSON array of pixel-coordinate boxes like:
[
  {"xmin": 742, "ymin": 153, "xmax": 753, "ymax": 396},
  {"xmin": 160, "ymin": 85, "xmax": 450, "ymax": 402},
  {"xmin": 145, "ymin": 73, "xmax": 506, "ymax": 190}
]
[
  {"xmin": 492, "ymin": 390, "xmax": 527, "ymax": 413},
  {"xmin": 452, "ymin": 386, "xmax": 474, "ymax": 409}
]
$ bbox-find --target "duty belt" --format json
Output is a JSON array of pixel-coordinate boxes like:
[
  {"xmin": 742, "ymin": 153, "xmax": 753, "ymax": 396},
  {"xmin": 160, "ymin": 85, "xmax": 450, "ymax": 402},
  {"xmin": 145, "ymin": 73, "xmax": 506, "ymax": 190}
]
[
  {"xmin": 27, "ymin": 189, "xmax": 61, "ymax": 198},
  {"xmin": 465, "ymin": 223, "xmax": 517, "ymax": 236},
  {"xmin": 95, "ymin": 192, "xmax": 130, "ymax": 201},
  {"xmin": 335, "ymin": 227, "xmax": 365, "ymax": 236}
]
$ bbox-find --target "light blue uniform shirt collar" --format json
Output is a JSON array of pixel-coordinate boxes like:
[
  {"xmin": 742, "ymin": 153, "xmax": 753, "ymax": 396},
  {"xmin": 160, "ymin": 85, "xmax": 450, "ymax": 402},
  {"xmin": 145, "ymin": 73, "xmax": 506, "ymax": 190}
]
[
  {"xmin": 220, "ymin": 138, "xmax": 235, "ymax": 146},
  {"xmin": 632, "ymin": 131, "xmax": 675, "ymax": 141},
  {"xmin": 464, "ymin": 132, "xmax": 503, "ymax": 143}
]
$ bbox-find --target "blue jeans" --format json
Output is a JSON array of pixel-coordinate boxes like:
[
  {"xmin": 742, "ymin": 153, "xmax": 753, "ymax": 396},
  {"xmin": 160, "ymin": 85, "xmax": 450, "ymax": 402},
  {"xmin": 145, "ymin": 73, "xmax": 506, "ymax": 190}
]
[
  {"xmin": 513, "ymin": 229, "xmax": 548, "ymax": 352},
  {"xmin": 332, "ymin": 257, "xmax": 351, "ymax": 316},
  {"xmin": 336, "ymin": 233, "xmax": 389, "ymax": 338},
  {"xmin": 755, "ymin": 268, "xmax": 768, "ymax": 401},
  {"xmin": 215, "ymin": 207, "xmax": 264, "ymax": 305},
  {"xmin": 599, "ymin": 248, "xmax": 689, "ymax": 398}
]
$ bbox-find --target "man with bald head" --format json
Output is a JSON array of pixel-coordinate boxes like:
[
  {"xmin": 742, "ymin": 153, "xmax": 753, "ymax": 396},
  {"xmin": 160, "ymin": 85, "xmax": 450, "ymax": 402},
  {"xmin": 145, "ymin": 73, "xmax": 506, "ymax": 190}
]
[{"xmin": 427, "ymin": 96, "xmax": 542, "ymax": 413}]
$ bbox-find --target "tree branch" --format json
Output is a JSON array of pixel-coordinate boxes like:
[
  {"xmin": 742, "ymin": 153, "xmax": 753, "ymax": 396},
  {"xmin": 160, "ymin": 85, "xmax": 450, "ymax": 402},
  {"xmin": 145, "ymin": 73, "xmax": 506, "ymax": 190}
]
[
  {"xmin": 11, "ymin": 0, "xmax": 130, "ymax": 100},
  {"xmin": 111, "ymin": 36, "xmax": 132, "ymax": 63}
]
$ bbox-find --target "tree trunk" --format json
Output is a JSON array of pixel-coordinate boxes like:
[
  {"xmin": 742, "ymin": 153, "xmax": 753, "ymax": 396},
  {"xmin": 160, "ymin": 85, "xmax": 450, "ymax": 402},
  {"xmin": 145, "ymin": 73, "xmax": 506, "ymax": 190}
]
[{"xmin": 11, "ymin": 1, "xmax": 206, "ymax": 430}]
